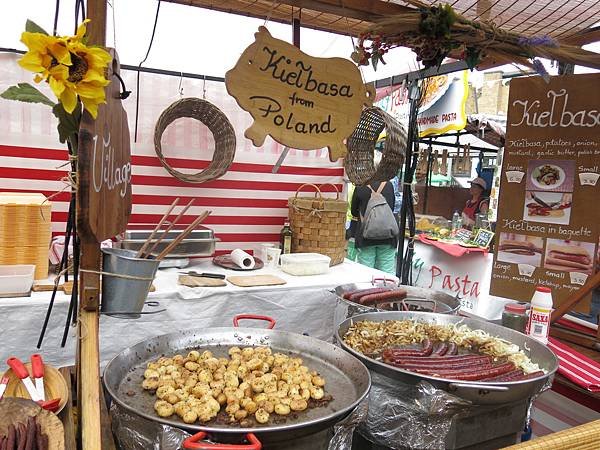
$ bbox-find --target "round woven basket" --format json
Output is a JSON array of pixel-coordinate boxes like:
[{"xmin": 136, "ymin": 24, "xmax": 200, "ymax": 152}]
[
  {"xmin": 344, "ymin": 107, "xmax": 407, "ymax": 185},
  {"xmin": 288, "ymin": 183, "xmax": 348, "ymax": 266},
  {"xmin": 154, "ymin": 98, "xmax": 236, "ymax": 183}
]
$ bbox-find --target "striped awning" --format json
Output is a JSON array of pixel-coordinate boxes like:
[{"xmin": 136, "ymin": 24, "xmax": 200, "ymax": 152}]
[{"xmin": 164, "ymin": 0, "xmax": 600, "ymax": 44}]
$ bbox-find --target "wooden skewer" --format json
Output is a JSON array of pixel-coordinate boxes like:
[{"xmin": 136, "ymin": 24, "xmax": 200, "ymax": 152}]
[
  {"xmin": 145, "ymin": 199, "xmax": 195, "ymax": 257},
  {"xmin": 155, "ymin": 211, "xmax": 211, "ymax": 261},
  {"xmin": 136, "ymin": 198, "xmax": 180, "ymax": 258}
]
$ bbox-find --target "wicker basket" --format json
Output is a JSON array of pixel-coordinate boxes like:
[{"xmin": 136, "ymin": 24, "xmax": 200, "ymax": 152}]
[
  {"xmin": 0, "ymin": 193, "xmax": 52, "ymax": 279},
  {"xmin": 288, "ymin": 184, "xmax": 348, "ymax": 266},
  {"xmin": 503, "ymin": 419, "xmax": 600, "ymax": 449},
  {"xmin": 154, "ymin": 97, "xmax": 236, "ymax": 183},
  {"xmin": 345, "ymin": 107, "xmax": 407, "ymax": 185}
]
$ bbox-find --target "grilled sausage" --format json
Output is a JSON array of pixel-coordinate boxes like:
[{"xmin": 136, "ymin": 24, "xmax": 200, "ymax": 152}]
[
  {"xmin": 382, "ymin": 348, "xmax": 424, "ymax": 359},
  {"xmin": 510, "ymin": 371, "xmax": 544, "ymax": 381},
  {"xmin": 413, "ymin": 362, "xmax": 516, "ymax": 381},
  {"xmin": 16, "ymin": 422, "xmax": 27, "ymax": 450},
  {"xmin": 7, "ymin": 425, "xmax": 16, "ymax": 450},
  {"xmin": 447, "ymin": 342, "xmax": 458, "ymax": 355},
  {"xmin": 0, "ymin": 436, "xmax": 6, "ymax": 450},
  {"xmin": 481, "ymin": 369, "xmax": 523, "ymax": 382},
  {"xmin": 420, "ymin": 339, "xmax": 433, "ymax": 356},
  {"xmin": 389, "ymin": 357, "xmax": 493, "ymax": 370},
  {"xmin": 433, "ymin": 342, "xmax": 448, "ymax": 356},
  {"xmin": 359, "ymin": 289, "xmax": 407, "ymax": 305},
  {"xmin": 24, "ymin": 417, "xmax": 35, "ymax": 450},
  {"xmin": 347, "ymin": 288, "xmax": 389, "ymax": 302},
  {"xmin": 383, "ymin": 354, "xmax": 487, "ymax": 363}
]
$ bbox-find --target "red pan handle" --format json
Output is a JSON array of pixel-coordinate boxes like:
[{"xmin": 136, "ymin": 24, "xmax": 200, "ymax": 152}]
[
  {"xmin": 183, "ymin": 432, "xmax": 262, "ymax": 450},
  {"xmin": 232, "ymin": 314, "xmax": 276, "ymax": 329}
]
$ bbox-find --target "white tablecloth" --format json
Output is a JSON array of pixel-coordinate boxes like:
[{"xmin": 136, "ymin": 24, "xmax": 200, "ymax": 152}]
[{"xmin": 0, "ymin": 259, "xmax": 392, "ymax": 370}]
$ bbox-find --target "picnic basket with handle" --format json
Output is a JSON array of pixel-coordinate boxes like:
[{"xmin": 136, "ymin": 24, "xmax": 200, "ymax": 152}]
[{"xmin": 288, "ymin": 184, "xmax": 348, "ymax": 266}]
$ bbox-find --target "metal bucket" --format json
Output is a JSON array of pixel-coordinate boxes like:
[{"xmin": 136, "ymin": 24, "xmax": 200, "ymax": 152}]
[{"xmin": 101, "ymin": 248, "xmax": 160, "ymax": 318}]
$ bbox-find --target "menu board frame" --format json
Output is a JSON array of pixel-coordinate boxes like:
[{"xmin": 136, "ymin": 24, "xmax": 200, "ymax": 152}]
[{"xmin": 490, "ymin": 74, "xmax": 600, "ymax": 311}]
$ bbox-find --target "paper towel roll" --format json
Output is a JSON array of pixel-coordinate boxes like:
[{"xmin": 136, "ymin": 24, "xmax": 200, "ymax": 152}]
[{"xmin": 230, "ymin": 249, "xmax": 255, "ymax": 269}]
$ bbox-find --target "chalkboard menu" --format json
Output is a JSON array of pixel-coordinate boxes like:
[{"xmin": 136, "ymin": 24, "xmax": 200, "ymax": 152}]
[{"xmin": 490, "ymin": 74, "xmax": 600, "ymax": 312}]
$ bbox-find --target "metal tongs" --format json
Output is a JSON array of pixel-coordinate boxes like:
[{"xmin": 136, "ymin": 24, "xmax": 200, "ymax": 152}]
[{"xmin": 6, "ymin": 355, "xmax": 61, "ymax": 412}]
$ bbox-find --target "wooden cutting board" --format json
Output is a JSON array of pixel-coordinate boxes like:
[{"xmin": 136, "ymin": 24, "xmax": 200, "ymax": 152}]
[
  {"xmin": 178, "ymin": 275, "xmax": 227, "ymax": 287},
  {"xmin": 227, "ymin": 275, "xmax": 287, "ymax": 287}
]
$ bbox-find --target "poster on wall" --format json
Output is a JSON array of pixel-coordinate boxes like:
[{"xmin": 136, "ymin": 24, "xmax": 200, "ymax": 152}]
[
  {"xmin": 490, "ymin": 73, "xmax": 600, "ymax": 311},
  {"xmin": 375, "ymin": 71, "xmax": 469, "ymax": 136}
]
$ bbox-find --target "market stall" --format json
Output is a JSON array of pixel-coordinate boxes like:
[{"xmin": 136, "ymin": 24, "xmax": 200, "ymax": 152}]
[{"xmin": 2, "ymin": 0, "xmax": 600, "ymax": 449}]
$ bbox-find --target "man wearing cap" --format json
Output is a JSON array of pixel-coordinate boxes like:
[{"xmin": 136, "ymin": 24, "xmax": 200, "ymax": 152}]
[{"xmin": 462, "ymin": 177, "xmax": 489, "ymax": 229}]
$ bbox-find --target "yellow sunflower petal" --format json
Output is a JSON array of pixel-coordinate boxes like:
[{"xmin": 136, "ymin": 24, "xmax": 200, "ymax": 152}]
[
  {"xmin": 34, "ymin": 74, "xmax": 45, "ymax": 83},
  {"xmin": 49, "ymin": 64, "xmax": 69, "ymax": 81},
  {"xmin": 49, "ymin": 42, "xmax": 71, "ymax": 65},
  {"xmin": 73, "ymin": 19, "xmax": 90, "ymax": 41},
  {"xmin": 60, "ymin": 87, "xmax": 78, "ymax": 114},
  {"xmin": 18, "ymin": 52, "xmax": 45, "ymax": 72},
  {"xmin": 49, "ymin": 76, "xmax": 66, "ymax": 98},
  {"xmin": 81, "ymin": 96, "xmax": 102, "ymax": 119},
  {"xmin": 20, "ymin": 32, "xmax": 50, "ymax": 52}
]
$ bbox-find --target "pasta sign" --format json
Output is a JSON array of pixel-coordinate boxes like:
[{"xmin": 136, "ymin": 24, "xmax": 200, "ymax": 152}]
[{"xmin": 226, "ymin": 27, "xmax": 374, "ymax": 161}]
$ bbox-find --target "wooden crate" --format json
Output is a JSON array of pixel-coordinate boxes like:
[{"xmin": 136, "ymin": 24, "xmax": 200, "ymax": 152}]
[{"xmin": 0, "ymin": 193, "xmax": 52, "ymax": 279}]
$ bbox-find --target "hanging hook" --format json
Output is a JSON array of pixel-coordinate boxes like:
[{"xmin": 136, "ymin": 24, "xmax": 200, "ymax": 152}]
[
  {"xmin": 113, "ymin": 72, "xmax": 131, "ymax": 99},
  {"xmin": 178, "ymin": 71, "xmax": 184, "ymax": 97}
]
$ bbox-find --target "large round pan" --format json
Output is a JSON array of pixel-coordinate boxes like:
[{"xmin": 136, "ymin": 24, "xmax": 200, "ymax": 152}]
[
  {"xmin": 336, "ymin": 311, "xmax": 558, "ymax": 405},
  {"xmin": 104, "ymin": 323, "xmax": 371, "ymax": 443}
]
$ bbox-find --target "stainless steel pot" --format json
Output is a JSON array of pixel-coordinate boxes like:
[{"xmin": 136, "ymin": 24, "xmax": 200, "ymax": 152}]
[
  {"xmin": 332, "ymin": 281, "xmax": 461, "ymax": 329},
  {"xmin": 336, "ymin": 311, "xmax": 558, "ymax": 405},
  {"xmin": 103, "ymin": 316, "xmax": 371, "ymax": 446}
]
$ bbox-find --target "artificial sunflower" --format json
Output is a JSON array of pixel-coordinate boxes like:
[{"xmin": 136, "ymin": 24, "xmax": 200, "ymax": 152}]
[{"xmin": 17, "ymin": 18, "xmax": 111, "ymax": 118}]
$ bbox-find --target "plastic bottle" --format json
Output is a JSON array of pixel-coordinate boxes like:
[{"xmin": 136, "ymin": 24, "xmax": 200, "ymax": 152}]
[
  {"xmin": 451, "ymin": 211, "xmax": 460, "ymax": 235},
  {"xmin": 526, "ymin": 286, "xmax": 553, "ymax": 344}
]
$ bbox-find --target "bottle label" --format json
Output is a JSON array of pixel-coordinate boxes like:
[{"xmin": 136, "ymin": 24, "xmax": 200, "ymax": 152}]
[
  {"xmin": 526, "ymin": 306, "xmax": 551, "ymax": 341},
  {"xmin": 283, "ymin": 236, "xmax": 292, "ymax": 254}
]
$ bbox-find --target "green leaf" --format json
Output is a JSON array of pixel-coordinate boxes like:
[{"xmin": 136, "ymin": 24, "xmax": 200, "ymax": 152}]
[
  {"xmin": 53, "ymin": 102, "xmax": 82, "ymax": 144},
  {"xmin": 0, "ymin": 83, "xmax": 55, "ymax": 107},
  {"xmin": 25, "ymin": 19, "xmax": 49, "ymax": 35}
]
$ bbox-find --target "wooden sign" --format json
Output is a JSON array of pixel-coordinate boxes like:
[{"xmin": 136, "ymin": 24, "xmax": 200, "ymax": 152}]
[
  {"xmin": 225, "ymin": 27, "xmax": 374, "ymax": 161},
  {"xmin": 490, "ymin": 74, "xmax": 600, "ymax": 312},
  {"xmin": 78, "ymin": 49, "xmax": 132, "ymax": 241}
]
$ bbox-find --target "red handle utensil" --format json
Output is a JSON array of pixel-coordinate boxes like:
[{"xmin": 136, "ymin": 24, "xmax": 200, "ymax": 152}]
[
  {"xmin": 232, "ymin": 314, "xmax": 276, "ymax": 329},
  {"xmin": 183, "ymin": 432, "xmax": 261, "ymax": 450},
  {"xmin": 6, "ymin": 357, "xmax": 43, "ymax": 402},
  {"xmin": 31, "ymin": 354, "xmax": 45, "ymax": 400}
]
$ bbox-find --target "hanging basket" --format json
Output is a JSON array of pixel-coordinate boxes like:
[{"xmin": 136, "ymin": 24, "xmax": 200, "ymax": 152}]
[
  {"xmin": 344, "ymin": 107, "xmax": 407, "ymax": 186},
  {"xmin": 154, "ymin": 98, "xmax": 236, "ymax": 183},
  {"xmin": 288, "ymin": 184, "xmax": 348, "ymax": 266}
]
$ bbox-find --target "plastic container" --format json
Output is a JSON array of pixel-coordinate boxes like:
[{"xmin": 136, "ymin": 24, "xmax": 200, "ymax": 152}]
[
  {"xmin": 526, "ymin": 286, "xmax": 553, "ymax": 344},
  {"xmin": 0, "ymin": 264, "xmax": 35, "ymax": 295},
  {"xmin": 280, "ymin": 253, "xmax": 331, "ymax": 276},
  {"xmin": 502, "ymin": 303, "xmax": 528, "ymax": 333}
]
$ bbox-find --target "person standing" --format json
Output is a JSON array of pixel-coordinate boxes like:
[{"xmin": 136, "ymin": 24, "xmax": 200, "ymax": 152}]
[
  {"xmin": 462, "ymin": 177, "xmax": 489, "ymax": 229},
  {"xmin": 350, "ymin": 180, "xmax": 398, "ymax": 274}
]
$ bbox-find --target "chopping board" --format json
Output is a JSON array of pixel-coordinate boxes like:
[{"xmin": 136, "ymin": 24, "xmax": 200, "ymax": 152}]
[
  {"xmin": 226, "ymin": 275, "xmax": 286, "ymax": 287},
  {"xmin": 0, "ymin": 398, "xmax": 64, "ymax": 450},
  {"xmin": 178, "ymin": 275, "xmax": 227, "ymax": 287},
  {"xmin": 213, "ymin": 255, "xmax": 264, "ymax": 271}
]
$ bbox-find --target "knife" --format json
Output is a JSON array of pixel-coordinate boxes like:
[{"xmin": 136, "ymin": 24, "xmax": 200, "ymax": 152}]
[
  {"xmin": 531, "ymin": 193, "xmax": 551, "ymax": 209},
  {"xmin": 6, "ymin": 357, "xmax": 43, "ymax": 402},
  {"xmin": 179, "ymin": 271, "xmax": 226, "ymax": 279},
  {"xmin": 31, "ymin": 354, "xmax": 45, "ymax": 400}
]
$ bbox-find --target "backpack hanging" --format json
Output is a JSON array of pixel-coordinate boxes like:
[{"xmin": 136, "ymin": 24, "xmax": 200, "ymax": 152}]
[{"xmin": 361, "ymin": 183, "xmax": 399, "ymax": 240}]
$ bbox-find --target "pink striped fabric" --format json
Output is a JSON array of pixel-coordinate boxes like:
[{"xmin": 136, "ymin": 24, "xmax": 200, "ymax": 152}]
[
  {"xmin": 0, "ymin": 54, "xmax": 345, "ymax": 255},
  {"xmin": 548, "ymin": 337, "xmax": 600, "ymax": 392}
]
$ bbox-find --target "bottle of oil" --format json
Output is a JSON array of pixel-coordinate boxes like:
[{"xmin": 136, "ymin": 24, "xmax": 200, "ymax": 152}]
[{"xmin": 280, "ymin": 220, "xmax": 293, "ymax": 254}]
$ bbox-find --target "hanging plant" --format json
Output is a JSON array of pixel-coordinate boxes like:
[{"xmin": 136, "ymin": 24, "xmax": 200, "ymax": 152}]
[
  {"xmin": 1, "ymin": 19, "xmax": 111, "ymax": 147},
  {"xmin": 352, "ymin": 0, "xmax": 600, "ymax": 72}
]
